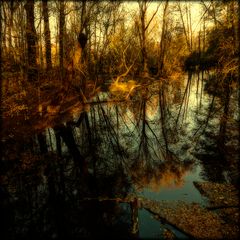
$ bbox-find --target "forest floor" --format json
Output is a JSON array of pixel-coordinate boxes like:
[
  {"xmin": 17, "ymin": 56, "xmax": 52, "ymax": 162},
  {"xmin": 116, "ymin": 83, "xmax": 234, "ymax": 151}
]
[{"xmin": 2, "ymin": 75, "xmax": 101, "ymax": 139}]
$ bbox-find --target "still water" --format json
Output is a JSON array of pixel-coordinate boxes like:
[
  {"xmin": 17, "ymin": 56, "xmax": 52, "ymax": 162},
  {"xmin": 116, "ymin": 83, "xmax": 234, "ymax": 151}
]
[{"xmin": 1, "ymin": 71, "xmax": 239, "ymax": 239}]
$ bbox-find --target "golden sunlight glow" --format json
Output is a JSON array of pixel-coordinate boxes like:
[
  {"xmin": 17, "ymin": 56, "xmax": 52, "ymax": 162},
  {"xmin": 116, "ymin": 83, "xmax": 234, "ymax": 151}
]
[
  {"xmin": 146, "ymin": 95, "xmax": 159, "ymax": 119},
  {"xmin": 133, "ymin": 162, "xmax": 193, "ymax": 192},
  {"xmin": 72, "ymin": 45, "xmax": 82, "ymax": 69},
  {"xmin": 109, "ymin": 79, "xmax": 140, "ymax": 99}
]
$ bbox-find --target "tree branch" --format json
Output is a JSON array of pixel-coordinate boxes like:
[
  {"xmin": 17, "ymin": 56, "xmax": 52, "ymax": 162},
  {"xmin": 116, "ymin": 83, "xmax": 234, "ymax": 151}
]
[{"xmin": 145, "ymin": 3, "xmax": 160, "ymax": 31}]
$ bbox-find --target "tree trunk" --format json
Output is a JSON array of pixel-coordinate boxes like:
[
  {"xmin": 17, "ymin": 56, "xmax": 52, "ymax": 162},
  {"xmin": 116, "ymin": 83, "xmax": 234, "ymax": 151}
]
[
  {"xmin": 59, "ymin": 0, "xmax": 65, "ymax": 82},
  {"xmin": 8, "ymin": 1, "xmax": 14, "ymax": 59},
  {"xmin": 25, "ymin": 0, "xmax": 38, "ymax": 82},
  {"xmin": 42, "ymin": 0, "xmax": 52, "ymax": 70},
  {"xmin": 157, "ymin": 0, "xmax": 168, "ymax": 77},
  {"xmin": 37, "ymin": 132, "xmax": 48, "ymax": 154},
  {"xmin": 140, "ymin": 2, "xmax": 149, "ymax": 78},
  {"xmin": 138, "ymin": 1, "xmax": 159, "ymax": 78},
  {"xmin": 178, "ymin": 3, "xmax": 191, "ymax": 53},
  {"xmin": 0, "ymin": 0, "xmax": 2, "ymax": 154},
  {"xmin": 80, "ymin": 0, "xmax": 88, "ymax": 92},
  {"xmin": 2, "ymin": 3, "xmax": 7, "ymax": 54}
]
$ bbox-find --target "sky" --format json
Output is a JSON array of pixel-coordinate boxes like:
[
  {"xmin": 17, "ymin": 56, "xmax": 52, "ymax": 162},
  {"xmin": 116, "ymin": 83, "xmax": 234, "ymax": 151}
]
[
  {"xmin": 44, "ymin": 1, "xmax": 207, "ymax": 51},
  {"xmin": 125, "ymin": 1, "xmax": 204, "ymax": 33}
]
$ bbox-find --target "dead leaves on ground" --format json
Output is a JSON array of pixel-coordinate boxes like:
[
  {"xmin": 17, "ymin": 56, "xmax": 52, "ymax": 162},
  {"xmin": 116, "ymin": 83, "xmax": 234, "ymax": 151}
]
[
  {"xmin": 193, "ymin": 181, "xmax": 239, "ymax": 238},
  {"xmin": 193, "ymin": 181, "xmax": 239, "ymax": 207},
  {"xmin": 140, "ymin": 198, "xmax": 223, "ymax": 239}
]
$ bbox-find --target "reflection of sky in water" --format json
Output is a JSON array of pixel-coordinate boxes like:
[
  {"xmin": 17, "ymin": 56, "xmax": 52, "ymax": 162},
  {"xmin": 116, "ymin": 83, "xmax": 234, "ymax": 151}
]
[
  {"xmin": 134, "ymin": 74, "xmax": 212, "ymax": 204},
  {"xmin": 139, "ymin": 165, "xmax": 206, "ymax": 204},
  {"xmin": 138, "ymin": 165, "xmax": 199, "ymax": 238},
  {"xmin": 42, "ymin": 72, "xmax": 237, "ymax": 238},
  {"xmin": 45, "ymin": 73, "xmax": 213, "ymax": 201}
]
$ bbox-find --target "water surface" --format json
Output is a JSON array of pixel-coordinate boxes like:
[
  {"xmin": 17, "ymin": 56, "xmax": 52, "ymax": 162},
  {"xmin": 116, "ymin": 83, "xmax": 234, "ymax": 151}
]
[{"xmin": 1, "ymin": 71, "xmax": 239, "ymax": 238}]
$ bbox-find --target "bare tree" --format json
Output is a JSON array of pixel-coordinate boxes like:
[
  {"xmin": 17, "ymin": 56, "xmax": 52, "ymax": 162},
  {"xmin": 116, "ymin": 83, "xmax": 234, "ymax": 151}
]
[
  {"xmin": 42, "ymin": 0, "xmax": 52, "ymax": 70},
  {"xmin": 137, "ymin": 0, "xmax": 160, "ymax": 78},
  {"xmin": 177, "ymin": 1, "xmax": 192, "ymax": 52},
  {"xmin": 157, "ymin": 0, "xmax": 169, "ymax": 77},
  {"xmin": 7, "ymin": 1, "xmax": 14, "ymax": 58},
  {"xmin": 59, "ymin": 0, "xmax": 65, "ymax": 82},
  {"xmin": 0, "ymin": 0, "xmax": 3, "ymax": 166},
  {"xmin": 25, "ymin": 0, "xmax": 38, "ymax": 82}
]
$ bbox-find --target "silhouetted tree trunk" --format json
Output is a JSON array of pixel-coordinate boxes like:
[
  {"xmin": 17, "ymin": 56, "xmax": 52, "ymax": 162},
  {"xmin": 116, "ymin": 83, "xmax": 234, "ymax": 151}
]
[
  {"xmin": 157, "ymin": 0, "xmax": 168, "ymax": 77},
  {"xmin": 42, "ymin": 0, "xmax": 52, "ymax": 70},
  {"xmin": 8, "ymin": 1, "xmax": 14, "ymax": 59},
  {"xmin": 79, "ymin": 0, "xmax": 88, "ymax": 93},
  {"xmin": 178, "ymin": 2, "xmax": 191, "ymax": 52},
  {"xmin": 59, "ymin": 1, "xmax": 65, "ymax": 82},
  {"xmin": 80, "ymin": 0, "xmax": 87, "ymax": 33},
  {"xmin": 1, "ymin": 3, "xmax": 6, "ymax": 55},
  {"xmin": 137, "ymin": 1, "xmax": 160, "ymax": 78},
  {"xmin": 25, "ymin": 0, "xmax": 38, "ymax": 82},
  {"xmin": 78, "ymin": 32, "xmax": 87, "ymax": 93},
  {"xmin": 37, "ymin": 132, "xmax": 48, "ymax": 154},
  {"xmin": 0, "ymin": 0, "xmax": 3, "ymax": 164},
  {"xmin": 139, "ymin": 1, "xmax": 148, "ymax": 78}
]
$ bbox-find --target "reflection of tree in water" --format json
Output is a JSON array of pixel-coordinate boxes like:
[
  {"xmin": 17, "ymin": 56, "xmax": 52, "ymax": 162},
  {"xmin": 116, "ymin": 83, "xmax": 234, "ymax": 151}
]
[
  {"xmin": 1, "ymin": 69, "xmax": 238, "ymax": 238},
  {"xmin": 127, "ymin": 85, "xmax": 194, "ymax": 192},
  {"xmin": 0, "ymin": 101, "xmax": 135, "ymax": 238},
  {"xmin": 1, "ymin": 145, "xmax": 132, "ymax": 239},
  {"xmin": 1, "ymin": 81, "xmax": 197, "ymax": 238},
  {"xmin": 190, "ymin": 70, "xmax": 239, "ymax": 185}
]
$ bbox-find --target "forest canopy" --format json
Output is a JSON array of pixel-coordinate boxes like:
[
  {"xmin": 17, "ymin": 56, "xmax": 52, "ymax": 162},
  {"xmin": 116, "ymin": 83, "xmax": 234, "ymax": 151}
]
[{"xmin": 1, "ymin": 1, "xmax": 238, "ymax": 78}]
